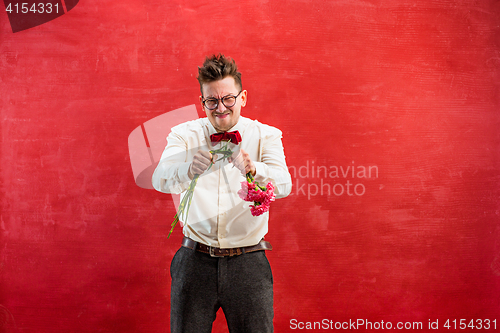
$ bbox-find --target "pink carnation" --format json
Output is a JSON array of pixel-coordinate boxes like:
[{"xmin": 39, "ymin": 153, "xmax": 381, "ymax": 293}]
[
  {"xmin": 250, "ymin": 202, "xmax": 270, "ymax": 216},
  {"xmin": 263, "ymin": 182, "xmax": 276, "ymax": 204},
  {"xmin": 238, "ymin": 181, "xmax": 257, "ymax": 200},
  {"xmin": 247, "ymin": 187, "xmax": 267, "ymax": 203},
  {"xmin": 239, "ymin": 178, "xmax": 276, "ymax": 216}
]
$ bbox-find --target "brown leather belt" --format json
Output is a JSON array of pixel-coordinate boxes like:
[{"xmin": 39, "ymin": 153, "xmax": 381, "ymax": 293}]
[{"xmin": 182, "ymin": 236, "xmax": 272, "ymax": 257}]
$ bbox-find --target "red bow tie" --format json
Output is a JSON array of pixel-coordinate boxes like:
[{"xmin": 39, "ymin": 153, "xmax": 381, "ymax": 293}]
[{"xmin": 210, "ymin": 131, "xmax": 242, "ymax": 144}]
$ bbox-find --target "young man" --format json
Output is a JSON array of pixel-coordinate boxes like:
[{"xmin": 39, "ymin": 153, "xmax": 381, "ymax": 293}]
[{"xmin": 152, "ymin": 54, "xmax": 292, "ymax": 333}]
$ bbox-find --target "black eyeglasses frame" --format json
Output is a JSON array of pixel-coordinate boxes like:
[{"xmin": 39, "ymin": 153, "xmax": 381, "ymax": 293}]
[{"xmin": 202, "ymin": 91, "xmax": 243, "ymax": 110}]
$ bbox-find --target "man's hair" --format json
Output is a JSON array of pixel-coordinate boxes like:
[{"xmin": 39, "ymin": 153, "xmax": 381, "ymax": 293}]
[{"xmin": 197, "ymin": 54, "xmax": 242, "ymax": 95}]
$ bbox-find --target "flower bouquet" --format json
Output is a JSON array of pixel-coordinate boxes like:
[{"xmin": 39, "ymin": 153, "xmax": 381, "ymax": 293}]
[{"xmin": 238, "ymin": 173, "xmax": 276, "ymax": 216}]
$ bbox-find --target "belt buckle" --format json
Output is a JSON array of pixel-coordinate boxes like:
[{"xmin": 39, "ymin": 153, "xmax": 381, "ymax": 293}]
[{"xmin": 209, "ymin": 246, "xmax": 224, "ymax": 257}]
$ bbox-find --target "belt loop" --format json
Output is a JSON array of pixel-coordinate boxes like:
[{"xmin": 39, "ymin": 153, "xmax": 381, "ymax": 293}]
[{"xmin": 241, "ymin": 247, "xmax": 246, "ymax": 255}]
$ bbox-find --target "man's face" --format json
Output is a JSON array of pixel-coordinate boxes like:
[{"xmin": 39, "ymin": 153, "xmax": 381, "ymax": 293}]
[{"xmin": 200, "ymin": 76, "xmax": 247, "ymax": 133}]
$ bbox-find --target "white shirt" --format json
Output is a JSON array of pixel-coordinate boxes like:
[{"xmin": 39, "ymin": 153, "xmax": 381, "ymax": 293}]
[{"xmin": 152, "ymin": 116, "xmax": 292, "ymax": 248}]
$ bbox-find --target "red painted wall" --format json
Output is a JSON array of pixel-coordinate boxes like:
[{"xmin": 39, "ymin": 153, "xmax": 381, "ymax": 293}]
[{"xmin": 1, "ymin": 0, "xmax": 499, "ymax": 332}]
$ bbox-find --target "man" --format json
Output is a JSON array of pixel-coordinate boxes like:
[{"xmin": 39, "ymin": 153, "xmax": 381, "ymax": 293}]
[{"xmin": 152, "ymin": 54, "xmax": 292, "ymax": 333}]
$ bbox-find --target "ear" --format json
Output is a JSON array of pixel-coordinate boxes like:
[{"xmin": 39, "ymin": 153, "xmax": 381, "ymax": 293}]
[
  {"xmin": 240, "ymin": 90, "xmax": 247, "ymax": 107},
  {"xmin": 199, "ymin": 95, "xmax": 205, "ymax": 110}
]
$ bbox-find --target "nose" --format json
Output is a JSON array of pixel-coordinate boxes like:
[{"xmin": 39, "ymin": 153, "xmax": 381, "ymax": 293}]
[{"xmin": 215, "ymin": 101, "xmax": 227, "ymax": 113}]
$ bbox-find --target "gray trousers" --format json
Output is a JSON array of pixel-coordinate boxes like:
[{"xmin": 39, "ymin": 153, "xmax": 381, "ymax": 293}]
[{"xmin": 170, "ymin": 246, "xmax": 274, "ymax": 333}]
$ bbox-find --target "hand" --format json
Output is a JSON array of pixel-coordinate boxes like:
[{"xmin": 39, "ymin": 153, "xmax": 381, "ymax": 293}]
[
  {"xmin": 229, "ymin": 149, "xmax": 256, "ymax": 176},
  {"xmin": 188, "ymin": 150, "xmax": 213, "ymax": 179}
]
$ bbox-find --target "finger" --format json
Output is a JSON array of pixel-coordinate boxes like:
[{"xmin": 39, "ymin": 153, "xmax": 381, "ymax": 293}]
[
  {"xmin": 198, "ymin": 150, "xmax": 213, "ymax": 161},
  {"xmin": 233, "ymin": 158, "xmax": 244, "ymax": 170},
  {"xmin": 191, "ymin": 160, "xmax": 206, "ymax": 174},
  {"xmin": 192, "ymin": 152, "xmax": 213, "ymax": 174},
  {"xmin": 229, "ymin": 153, "xmax": 240, "ymax": 166},
  {"xmin": 232, "ymin": 150, "xmax": 242, "ymax": 160},
  {"xmin": 196, "ymin": 151, "xmax": 213, "ymax": 165},
  {"xmin": 241, "ymin": 157, "xmax": 254, "ymax": 175}
]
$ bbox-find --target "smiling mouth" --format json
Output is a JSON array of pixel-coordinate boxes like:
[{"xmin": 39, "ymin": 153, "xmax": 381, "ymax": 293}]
[{"xmin": 215, "ymin": 113, "xmax": 230, "ymax": 118}]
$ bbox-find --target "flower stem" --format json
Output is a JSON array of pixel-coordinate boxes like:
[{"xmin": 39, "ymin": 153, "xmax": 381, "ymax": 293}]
[
  {"xmin": 168, "ymin": 142, "xmax": 236, "ymax": 238},
  {"xmin": 167, "ymin": 174, "xmax": 199, "ymax": 238},
  {"xmin": 246, "ymin": 172, "xmax": 266, "ymax": 191}
]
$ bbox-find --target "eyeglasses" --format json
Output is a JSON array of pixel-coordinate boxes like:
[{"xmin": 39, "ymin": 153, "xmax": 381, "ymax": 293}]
[{"xmin": 202, "ymin": 91, "xmax": 242, "ymax": 110}]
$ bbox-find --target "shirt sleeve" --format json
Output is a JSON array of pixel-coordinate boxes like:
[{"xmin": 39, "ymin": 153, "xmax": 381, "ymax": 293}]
[
  {"xmin": 151, "ymin": 128, "xmax": 193, "ymax": 194},
  {"xmin": 253, "ymin": 126, "xmax": 292, "ymax": 199}
]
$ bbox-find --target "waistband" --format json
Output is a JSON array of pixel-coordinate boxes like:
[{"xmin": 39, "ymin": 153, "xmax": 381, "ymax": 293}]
[{"xmin": 181, "ymin": 236, "xmax": 272, "ymax": 257}]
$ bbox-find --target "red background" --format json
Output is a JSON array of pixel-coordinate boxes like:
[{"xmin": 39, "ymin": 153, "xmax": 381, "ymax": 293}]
[{"xmin": 1, "ymin": 0, "xmax": 499, "ymax": 332}]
